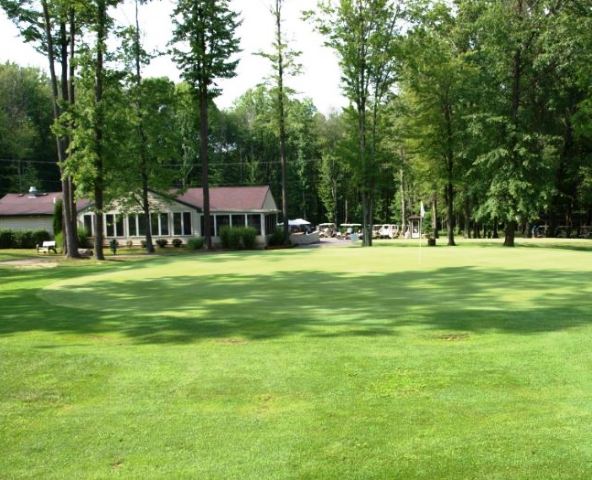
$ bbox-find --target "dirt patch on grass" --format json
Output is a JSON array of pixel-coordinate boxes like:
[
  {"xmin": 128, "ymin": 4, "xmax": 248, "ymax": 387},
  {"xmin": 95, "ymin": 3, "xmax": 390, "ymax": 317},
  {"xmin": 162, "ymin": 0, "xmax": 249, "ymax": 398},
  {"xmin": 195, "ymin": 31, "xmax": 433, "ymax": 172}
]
[
  {"xmin": 435, "ymin": 333, "xmax": 471, "ymax": 342},
  {"xmin": 216, "ymin": 338, "xmax": 248, "ymax": 345},
  {"xmin": 0, "ymin": 258, "xmax": 58, "ymax": 268}
]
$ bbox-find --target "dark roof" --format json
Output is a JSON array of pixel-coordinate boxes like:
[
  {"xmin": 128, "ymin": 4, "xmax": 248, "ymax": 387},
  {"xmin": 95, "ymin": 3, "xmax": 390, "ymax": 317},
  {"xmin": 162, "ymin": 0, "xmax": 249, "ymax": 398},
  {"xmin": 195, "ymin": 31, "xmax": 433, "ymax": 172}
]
[
  {"xmin": 0, "ymin": 192, "xmax": 65, "ymax": 216},
  {"xmin": 0, "ymin": 186, "xmax": 275, "ymax": 216},
  {"xmin": 176, "ymin": 186, "xmax": 274, "ymax": 212}
]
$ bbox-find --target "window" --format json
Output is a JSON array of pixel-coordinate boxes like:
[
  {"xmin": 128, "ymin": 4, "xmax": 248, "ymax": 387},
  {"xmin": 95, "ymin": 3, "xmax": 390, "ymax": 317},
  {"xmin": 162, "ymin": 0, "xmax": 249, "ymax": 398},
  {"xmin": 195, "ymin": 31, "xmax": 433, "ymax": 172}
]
[
  {"xmin": 216, "ymin": 215, "xmax": 230, "ymax": 236},
  {"xmin": 247, "ymin": 214, "xmax": 261, "ymax": 235},
  {"xmin": 138, "ymin": 214, "xmax": 147, "ymax": 236},
  {"xmin": 128, "ymin": 216, "xmax": 138, "ymax": 237},
  {"xmin": 200, "ymin": 215, "xmax": 215, "ymax": 236},
  {"xmin": 106, "ymin": 214, "xmax": 115, "ymax": 237},
  {"xmin": 265, "ymin": 214, "xmax": 278, "ymax": 236},
  {"xmin": 160, "ymin": 213, "xmax": 169, "ymax": 236},
  {"xmin": 173, "ymin": 212, "xmax": 192, "ymax": 236},
  {"xmin": 83, "ymin": 214, "xmax": 93, "ymax": 236},
  {"xmin": 173, "ymin": 213, "xmax": 183, "ymax": 236},
  {"xmin": 183, "ymin": 212, "xmax": 192, "ymax": 235},
  {"xmin": 231, "ymin": 214, "xmax": 245, "ymax": 228},
  {"xmin": 116, "ymin": 215, "xmax": 124, "ymax": 237},
  {"xmin": 151, "ymin": 213, "xmax": 159, "ymax": 236},
  {"xmin": 106, "ymin": 214, "xmax": 123, "ymax": 237}
]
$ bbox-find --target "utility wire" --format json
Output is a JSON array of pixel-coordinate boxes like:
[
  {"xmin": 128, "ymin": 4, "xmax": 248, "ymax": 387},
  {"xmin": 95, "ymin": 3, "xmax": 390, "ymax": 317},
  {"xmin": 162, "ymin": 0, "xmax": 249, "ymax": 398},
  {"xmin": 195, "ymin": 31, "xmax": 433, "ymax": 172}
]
[{"xmin": 0, "ymin": 157, "xmax": 323, "ymax": 167}]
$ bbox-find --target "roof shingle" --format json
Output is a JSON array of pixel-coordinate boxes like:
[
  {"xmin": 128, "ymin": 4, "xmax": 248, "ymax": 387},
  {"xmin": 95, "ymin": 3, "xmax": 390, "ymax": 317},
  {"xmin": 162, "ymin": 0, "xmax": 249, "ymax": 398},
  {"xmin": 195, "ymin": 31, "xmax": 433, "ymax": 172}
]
[{"xmin": 0, "ymin": 186, "xmax": 275, "ymax": 216}]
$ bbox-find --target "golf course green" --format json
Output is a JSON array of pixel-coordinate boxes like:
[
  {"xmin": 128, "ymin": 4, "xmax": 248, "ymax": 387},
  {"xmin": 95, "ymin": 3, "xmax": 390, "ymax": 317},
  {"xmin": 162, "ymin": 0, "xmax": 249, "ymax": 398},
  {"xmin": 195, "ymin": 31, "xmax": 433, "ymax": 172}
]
[{"xmin": 1, "ymin": 240, "xmax": 592, "ymax": 479}]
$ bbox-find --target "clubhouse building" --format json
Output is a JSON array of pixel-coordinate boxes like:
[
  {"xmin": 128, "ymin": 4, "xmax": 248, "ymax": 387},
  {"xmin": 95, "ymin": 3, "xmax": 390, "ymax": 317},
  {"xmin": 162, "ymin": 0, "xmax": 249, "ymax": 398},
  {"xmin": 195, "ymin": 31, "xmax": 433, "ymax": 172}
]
[{"xmin": 0, "ymin": 186, "xmax": 280, "ymax": 246}]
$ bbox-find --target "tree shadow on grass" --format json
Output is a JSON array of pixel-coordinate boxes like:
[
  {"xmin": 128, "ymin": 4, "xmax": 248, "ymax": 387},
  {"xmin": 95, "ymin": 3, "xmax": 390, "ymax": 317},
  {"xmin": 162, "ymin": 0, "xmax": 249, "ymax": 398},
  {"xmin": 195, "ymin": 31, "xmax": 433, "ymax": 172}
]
[{"xmin": 1, "ymin": 263, "xmax": 591, "ymax": 344}]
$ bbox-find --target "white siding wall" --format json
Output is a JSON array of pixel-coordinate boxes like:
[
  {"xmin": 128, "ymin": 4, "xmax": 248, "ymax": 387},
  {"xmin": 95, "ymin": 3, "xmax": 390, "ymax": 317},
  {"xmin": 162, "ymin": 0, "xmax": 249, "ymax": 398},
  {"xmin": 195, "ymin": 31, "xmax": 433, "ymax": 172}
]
[
  {"xmin": 262, "ymin": 190, "xmax": 279, "ymax": 211},
  {"xmin": 0, "ymin": 216, "xmax": 54, "ymax": 235}
]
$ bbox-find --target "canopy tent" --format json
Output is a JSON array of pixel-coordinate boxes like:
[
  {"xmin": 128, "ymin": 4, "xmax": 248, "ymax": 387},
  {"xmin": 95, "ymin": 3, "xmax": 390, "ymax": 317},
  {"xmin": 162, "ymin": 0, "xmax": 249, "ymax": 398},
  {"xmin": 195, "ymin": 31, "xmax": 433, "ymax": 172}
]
[
  {"xmin": 289, "ymin": 218, "xmax": 311, "ymax": 226},
  {"xmin": 278, "ymin": 218, "xmax": 312, "ymax": 227}
]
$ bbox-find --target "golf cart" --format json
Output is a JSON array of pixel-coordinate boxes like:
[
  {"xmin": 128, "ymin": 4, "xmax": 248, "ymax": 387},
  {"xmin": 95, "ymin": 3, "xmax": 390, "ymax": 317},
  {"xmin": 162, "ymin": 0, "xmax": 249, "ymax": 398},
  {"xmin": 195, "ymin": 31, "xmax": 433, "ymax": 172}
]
[
  {"xmin": 318, "ymin": 223, "xmax": 337, "ymax": 238},
  {"xmin": 378, "ymin": 224, "xmax": 400, "ymax": 239},
  {"xmin": 338, "ymin": 223, "xmax": 363, "ymax": 240}
]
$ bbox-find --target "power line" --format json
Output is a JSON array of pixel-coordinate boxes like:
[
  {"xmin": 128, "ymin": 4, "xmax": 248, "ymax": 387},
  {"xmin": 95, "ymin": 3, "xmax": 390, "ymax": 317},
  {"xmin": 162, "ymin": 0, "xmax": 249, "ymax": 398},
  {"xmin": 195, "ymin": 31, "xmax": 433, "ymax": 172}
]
[{"xmin": 0, "ymin": 157, "xmax": 324, "ymax": 167}]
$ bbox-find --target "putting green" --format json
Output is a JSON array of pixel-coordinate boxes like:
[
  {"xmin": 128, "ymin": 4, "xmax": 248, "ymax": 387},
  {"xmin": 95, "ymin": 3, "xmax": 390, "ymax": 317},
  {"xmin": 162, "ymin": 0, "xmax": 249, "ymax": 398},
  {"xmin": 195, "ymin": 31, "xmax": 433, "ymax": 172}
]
[{"xmin": 39, "ymin": 242, "xmax": 591, "ymax": 338}]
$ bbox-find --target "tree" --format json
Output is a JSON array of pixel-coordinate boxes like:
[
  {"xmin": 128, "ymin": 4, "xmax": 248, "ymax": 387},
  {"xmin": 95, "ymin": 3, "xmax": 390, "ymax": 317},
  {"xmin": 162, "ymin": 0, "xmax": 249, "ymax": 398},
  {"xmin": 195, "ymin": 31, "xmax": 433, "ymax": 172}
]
[
  {"xmin": 171, "ymin": 0, "xmax": 240, "ymax": 249},
  {"xmin": 257, "ymin": 0, "xmax": 302, "ymax": 241},
  {"xmin": 1, "ymin": 0, "xmax": 82, "ymax": 257},
  {"xmin": 116, "ymin": 0, "xmax": 169, "ymax": 254},
  {"xmin": 463, "ymin": 0, "xmax": 557, "ymax": 246},
  {"xmin": 0, "ymin": 63, "xmax": 54, "ymax": 196},
  {"xmin": 308, "ymin": 0, "xmax": 402, "ymax": 246},
  {"xmin": 401, "ymin": 0, "xmax": 477, "ymax": 246}
]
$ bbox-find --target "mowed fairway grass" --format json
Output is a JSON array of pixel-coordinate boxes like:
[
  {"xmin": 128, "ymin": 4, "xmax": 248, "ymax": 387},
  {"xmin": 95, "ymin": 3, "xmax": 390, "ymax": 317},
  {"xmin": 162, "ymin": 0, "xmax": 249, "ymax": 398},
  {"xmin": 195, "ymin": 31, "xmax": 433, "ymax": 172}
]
[{"xmin": 1, "ymin": 240, "xmax": 592, "ymax": 479}]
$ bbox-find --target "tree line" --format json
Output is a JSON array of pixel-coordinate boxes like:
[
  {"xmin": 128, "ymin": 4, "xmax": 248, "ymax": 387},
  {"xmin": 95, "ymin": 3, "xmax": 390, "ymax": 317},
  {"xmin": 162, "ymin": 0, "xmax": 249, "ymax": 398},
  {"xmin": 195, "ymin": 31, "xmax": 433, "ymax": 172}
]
[{"xmin": 1, "ymin": 0, "xmax": 591, "ymax": 258}]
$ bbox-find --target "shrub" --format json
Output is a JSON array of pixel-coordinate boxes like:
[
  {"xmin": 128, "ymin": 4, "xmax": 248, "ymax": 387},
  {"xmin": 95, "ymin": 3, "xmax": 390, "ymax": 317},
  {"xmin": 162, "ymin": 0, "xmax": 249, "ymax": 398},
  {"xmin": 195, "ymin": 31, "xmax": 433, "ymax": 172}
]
[
  {"xmin": 241, "ymin": 227, "xmax": 257, "ymax": 250},
  {"xmin": 267, "ymin": 229, "xmax": 286, "ymax": 247},
  {"xmin": 0, "ymin": 230, "xmax": 16, "ymax": 248},
  {"xmin": 187, "ymin": 237, "xmax": 204, "ymax": 250},
  {"xmin": 156, "ymin": 239, "xmax": 168, "ymax": 248},
  {"xmin": 77, "ymin": 227, "xmax": 90, "ymax": 248},
  {"xmin": 219, "ymin": 226, "xmax": 257, "ymax": 250},
  {"xmin": 16, "ymin": 231, "xmax": 36, "ymax": 248},
  {"xmin": 140, "ymin": 239, "xmax": 147, "ymax": 248},
  {"xmin": 220, "ymin": 226, "xmax": 242, "ymax": 250},
  {"xmin": 172, "ymin": 238, "xmax": 183, "ymax": 248},
  {"xmin": 53, "ymin": 199, "xmax": 63, "ymax": 236},
  {"xmin": 0, "ymin": 229, "xmax": 51, "ymax": 249},
  {"xmin": 33, "ymin": 230, "xmax": 51, "ymax": 246},
  {"xmin": 54, "ymin": 232, "xmax": 63, "ymax": 252},
  {"xmin": 219, "ymin": 226, "xmax": 230, "ymax": 249},
  {"xmin": 126, "ymin": 240, "xmax": 134, "ymax": 248}
]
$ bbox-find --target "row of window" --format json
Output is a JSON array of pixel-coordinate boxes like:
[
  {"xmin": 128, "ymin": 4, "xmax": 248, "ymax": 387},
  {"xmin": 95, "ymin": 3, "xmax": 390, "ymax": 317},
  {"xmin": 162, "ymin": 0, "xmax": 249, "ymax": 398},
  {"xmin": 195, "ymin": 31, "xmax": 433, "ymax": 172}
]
[
  {"xmin": 82, "ymin": 212, "xmax": 279, "ymax": 238},
  {"xmin": 200, "ymin": 214, "xmax": 264, "ymax": 236},
  {"xmin": 83, "ymin": 212, "xmax": 193, "ymax": 238}
]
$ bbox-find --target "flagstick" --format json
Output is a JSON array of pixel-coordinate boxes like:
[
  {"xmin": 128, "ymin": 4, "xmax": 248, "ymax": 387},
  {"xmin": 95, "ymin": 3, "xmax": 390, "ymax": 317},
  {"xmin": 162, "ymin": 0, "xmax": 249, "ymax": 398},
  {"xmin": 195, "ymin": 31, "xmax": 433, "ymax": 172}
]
[{"xmin": 419, "ymin": 216, "xmax": 422, "ymax": 265}]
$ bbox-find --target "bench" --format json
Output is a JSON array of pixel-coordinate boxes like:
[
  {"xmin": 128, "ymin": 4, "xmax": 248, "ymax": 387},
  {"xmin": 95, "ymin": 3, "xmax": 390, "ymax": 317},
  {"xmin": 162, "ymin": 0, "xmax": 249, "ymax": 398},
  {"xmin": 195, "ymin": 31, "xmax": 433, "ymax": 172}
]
[{"xmin": 37, "ymin": 241, "xmax": 57, "ymax": 254}]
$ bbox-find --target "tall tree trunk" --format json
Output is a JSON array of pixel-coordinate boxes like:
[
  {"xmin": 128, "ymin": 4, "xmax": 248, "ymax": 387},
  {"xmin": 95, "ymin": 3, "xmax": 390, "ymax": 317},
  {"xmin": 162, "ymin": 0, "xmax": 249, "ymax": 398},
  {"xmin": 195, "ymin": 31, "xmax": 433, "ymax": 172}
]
[
  {"xmin": 400, "ymin": 168, "xmax": 406, "ymax": 232},
  {"xmin": 93, "ymin": 0, "xmax": 107, "ymax": 261},
  {"xmin": 463, "ymin": 195, "xmax": 470, "ymax": 239},
  {"xmin": 41, "ymin": 1, "xmax": 79, "ymax": 258},
  {"xmin": 67, "ymin": 10, "xmax": 79, "ymax": 247},
  {"xmin": 199, "ymin": 86, "xmax": 212, "ymax": 249},
  {"xmin": 275, "ymin": 0, "xmax": 289, "ymax": 243},
  {"xmin": 504, "ymin": 220, "xmax": 517, "ymax": 247},
  {"xmin": 431, "ymin": 192, "xmax": 438, "ymax": 239},
  {"xmin": 134, "ymin": 0, "xmax": 154, "ymax": 254},
  {"xmin": 59, "ymin": 19, "xmax": 80, "ymax": 258},
  {"xmin": 443, "ymin": 101, "xmax": 456, "ymax": 246},
  {"xmin": 504, "ymin": 0, "xmax": 522, "ymax": 249},
  {"xmin": 446, "ymin": 179, "xmax": 455, "ymax": 246}
]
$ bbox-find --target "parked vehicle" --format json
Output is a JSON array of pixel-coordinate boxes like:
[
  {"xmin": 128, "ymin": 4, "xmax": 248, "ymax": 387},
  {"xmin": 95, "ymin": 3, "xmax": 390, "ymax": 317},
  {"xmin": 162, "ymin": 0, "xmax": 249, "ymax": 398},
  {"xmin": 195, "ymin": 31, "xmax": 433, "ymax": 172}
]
[
  {"xmin": 372, "ymin": 225, "xmax": 382, "ymax": 239},
  {"xmin": 579, "ymin": 226, "xmax": 592, "ymax": 238},
  {"xmin": 378, "ymin": 224, "xmax": 400, "ymax": 239},
  {"xmin": 318, "ymin": 223, "xmax": 337, "ymax": 238},
  {"xmin": 338, "ymin": 223, "xmax": 362, "ymax": 239},
  {"xmin": 532, "ymin": 225, "xmax": 548, "ymax": 238}
]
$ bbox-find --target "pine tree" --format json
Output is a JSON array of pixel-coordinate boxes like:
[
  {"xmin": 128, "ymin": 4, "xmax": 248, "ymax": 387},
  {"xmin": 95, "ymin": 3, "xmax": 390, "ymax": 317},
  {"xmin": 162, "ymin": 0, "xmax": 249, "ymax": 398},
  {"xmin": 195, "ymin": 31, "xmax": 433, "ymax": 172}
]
[{"xmin": 171, "ymin": 0, "xmax": 241, "ymax": 249}]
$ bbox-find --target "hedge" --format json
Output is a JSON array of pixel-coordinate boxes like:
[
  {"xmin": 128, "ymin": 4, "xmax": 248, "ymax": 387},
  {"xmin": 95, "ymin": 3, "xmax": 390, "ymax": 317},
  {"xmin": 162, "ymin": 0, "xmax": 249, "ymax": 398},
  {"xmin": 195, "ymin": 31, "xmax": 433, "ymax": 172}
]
[
  {"xmin": 0, "ymin": 229, "xmax": 51, "ymax": 249},
  {"xmin": 219, "ymin": 226, "xmax": 258, "ymax": 250}
]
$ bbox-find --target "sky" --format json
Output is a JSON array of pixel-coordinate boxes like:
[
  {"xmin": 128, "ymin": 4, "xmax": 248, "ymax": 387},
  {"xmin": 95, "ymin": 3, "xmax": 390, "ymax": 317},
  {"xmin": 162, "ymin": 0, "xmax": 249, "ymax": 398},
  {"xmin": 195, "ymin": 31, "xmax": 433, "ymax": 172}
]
[{"xmin": 0, "ymin": 0, "xmax": 347, "ymax": 115}]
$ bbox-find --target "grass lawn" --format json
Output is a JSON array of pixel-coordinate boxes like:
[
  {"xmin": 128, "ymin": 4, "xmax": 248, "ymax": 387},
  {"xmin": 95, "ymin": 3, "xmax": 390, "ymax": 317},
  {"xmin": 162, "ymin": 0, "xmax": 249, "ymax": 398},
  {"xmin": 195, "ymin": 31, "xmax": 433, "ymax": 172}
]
[
  {"xmin": 1, "ymin": 239, "xmax": 592, "ymax": 479},
  {"xmin": 0, "ymin": 249, "xmax": 42, "ymax": 262}
]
